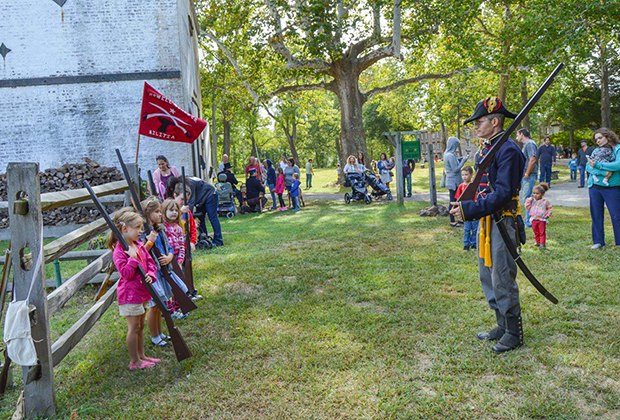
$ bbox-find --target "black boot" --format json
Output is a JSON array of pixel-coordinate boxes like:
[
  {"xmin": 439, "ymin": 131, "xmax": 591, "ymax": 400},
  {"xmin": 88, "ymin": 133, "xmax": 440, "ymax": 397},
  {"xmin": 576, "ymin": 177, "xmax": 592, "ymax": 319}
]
[
  {"xmin": 492, "ymin": 315, "xmax": 524, "ymax": 353},
  {"xmin": 477, "ymin": 311, "xmax": 505, "ymax": 341}
]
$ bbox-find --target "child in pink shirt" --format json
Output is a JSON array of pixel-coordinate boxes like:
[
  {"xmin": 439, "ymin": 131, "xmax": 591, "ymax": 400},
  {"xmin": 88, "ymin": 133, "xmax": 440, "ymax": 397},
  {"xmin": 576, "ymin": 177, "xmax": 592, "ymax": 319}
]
[
  {"xmin": 275, "ymin": 167, "xmax": 286, "ymax": 210},
  {"xmin": 109, "ymin": 208, "xmax": 160, "ymax": 370},
  {"xmin": 525, "ymin": 183, "xmax": 553, "ymax": 249}
]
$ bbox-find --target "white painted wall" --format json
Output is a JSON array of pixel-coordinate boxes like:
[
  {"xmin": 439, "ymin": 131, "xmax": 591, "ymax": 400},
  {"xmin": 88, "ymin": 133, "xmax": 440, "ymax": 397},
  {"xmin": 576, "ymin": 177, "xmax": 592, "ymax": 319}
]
[{"xmin": 0, "ymin": 0, "xmax": 206, "ymax": 175}]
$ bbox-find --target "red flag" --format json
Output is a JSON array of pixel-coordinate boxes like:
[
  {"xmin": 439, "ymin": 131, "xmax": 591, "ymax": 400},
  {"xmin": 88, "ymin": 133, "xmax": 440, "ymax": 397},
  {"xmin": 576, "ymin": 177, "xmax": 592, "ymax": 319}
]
[{"xmin": 138, "ymin": 82, "xmax": 206, "ymax": 144}]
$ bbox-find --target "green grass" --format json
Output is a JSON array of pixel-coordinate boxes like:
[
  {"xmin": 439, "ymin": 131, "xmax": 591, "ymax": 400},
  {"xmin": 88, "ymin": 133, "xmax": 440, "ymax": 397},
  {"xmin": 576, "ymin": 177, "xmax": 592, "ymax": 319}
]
[{"xmin": 1, "ymin": 200, "xmax": 619, "ymax": 418}]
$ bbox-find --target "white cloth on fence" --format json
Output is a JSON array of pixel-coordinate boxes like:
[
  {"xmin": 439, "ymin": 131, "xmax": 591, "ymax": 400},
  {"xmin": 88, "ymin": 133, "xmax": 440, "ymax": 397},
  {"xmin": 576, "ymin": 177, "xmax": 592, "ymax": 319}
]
[{"xmin": 3, "ymin": 245, "xmax": 43, "ymax": 367}]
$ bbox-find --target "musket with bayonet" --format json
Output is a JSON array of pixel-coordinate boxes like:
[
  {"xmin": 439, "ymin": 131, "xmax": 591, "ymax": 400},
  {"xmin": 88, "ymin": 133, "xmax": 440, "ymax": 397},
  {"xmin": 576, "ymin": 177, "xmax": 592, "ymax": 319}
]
[
  {"xmin": 115, "ymin": 150, "xmax": 197, "ymax": 314},
  {"xmin": 458, "ymin": 63, "xmax": 564, "ymax": 305},
  {"xmin": 84, "ymin": 181, "xmax": 191, "ymax": 361}
]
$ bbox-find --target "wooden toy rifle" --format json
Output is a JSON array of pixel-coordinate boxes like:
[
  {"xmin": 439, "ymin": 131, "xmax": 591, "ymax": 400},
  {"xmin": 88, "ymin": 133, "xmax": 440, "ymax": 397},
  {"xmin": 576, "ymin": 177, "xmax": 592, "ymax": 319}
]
[
  {"xmin": 115, "ymin": 150, "xmax": 197, "ymax": 314},
  {"xmin": 181, "ymin": 167, "xmax": 195, "ymax": 293},
  {"xmin": 147, "ymin": 170, "xmax": 158, "ymax": 199},
  {"xmin": 84, "ymin": 181, "xmax": 191, "ymax": 361}
]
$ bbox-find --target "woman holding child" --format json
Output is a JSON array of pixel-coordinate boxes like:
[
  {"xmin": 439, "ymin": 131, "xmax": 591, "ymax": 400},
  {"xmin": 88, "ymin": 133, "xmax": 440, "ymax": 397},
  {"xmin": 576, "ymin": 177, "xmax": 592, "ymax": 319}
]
[{"xmin": 586, "ymin": 128, "xmax": 620, "ymax": 249}]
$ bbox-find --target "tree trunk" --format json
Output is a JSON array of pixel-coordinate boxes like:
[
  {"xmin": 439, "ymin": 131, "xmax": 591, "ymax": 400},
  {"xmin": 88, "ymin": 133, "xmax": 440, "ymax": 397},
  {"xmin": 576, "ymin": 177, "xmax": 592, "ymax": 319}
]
[
  {"xmin": 498, "ymin": 73, "xmax": 510, "ymax": 103},
  {"xmin": 211, "ymin": 98, "xmax": 218, "ymax": 170},
  {"xmin": 568, "ymin": 127, "xmax": 574, "ymax": 151},
  {"xmin": 223, "ymin": 119, "xmax": 231, "ymax": 157},
  {"xmin": 520, "ymin": 77, "xmax": 530, "ymax": 129},
  {"xmin": 288, "ymin": 115, "xmax": 300, "ymax": 166},
  {"xmin": 600, "ymin": 43, "xmax": 611, "ymax": 129},
  {"xmin": 281, "ymin": 114, "xmax": 301, "ymax": 166},
  {"xmin": 333, "ymin": 63, "xmax": 367, "ymax": 170}
]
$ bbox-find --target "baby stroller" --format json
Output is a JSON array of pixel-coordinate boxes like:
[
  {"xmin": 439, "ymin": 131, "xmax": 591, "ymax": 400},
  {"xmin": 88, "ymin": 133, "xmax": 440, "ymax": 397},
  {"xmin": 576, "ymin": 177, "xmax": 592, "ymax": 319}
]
[
  {"xmin": 364, "ymin": 169, "xmax": 392, "ymax": 200},
  {"xmin": 216, "ymin": 173, "xmax": 237, "ymax": 218},
  {"xmin": 344, "ymin": 172, "xmax": 372, "ymax": 204}
]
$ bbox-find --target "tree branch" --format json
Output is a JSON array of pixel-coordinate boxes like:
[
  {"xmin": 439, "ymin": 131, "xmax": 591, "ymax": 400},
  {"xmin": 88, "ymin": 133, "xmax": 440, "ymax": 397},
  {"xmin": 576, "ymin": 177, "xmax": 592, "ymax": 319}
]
[
  {"xmin": 267, "ymin": 81, "xmax": 335, "ymax": 97},
  {"xmin": 201, "ymin": 30, "xmax": 261, "ymax": 103},
  {"xmin": 265, "ymin": 0, "xmax": 331, "ymax": 72},
  {"xmin": 475, "ymin": 16, "xmax": 497, "ymax": 39},
  {"xmin": 357, "ymin": 45, "xmax": 395, "ymax": 73},
  {"xmin": 363, "ymin": 67, "xmax": 479, "ymax": 100}
]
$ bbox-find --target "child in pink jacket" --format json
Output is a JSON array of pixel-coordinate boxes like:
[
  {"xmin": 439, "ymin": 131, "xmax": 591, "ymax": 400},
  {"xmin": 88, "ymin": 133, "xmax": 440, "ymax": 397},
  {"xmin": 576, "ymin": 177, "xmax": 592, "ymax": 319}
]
[
  {"xmin": 110, "ymin": 209, "xmax": 160, "ymax": 370},
  {"xmin": 275, "ymin": 167, "xmax": 287, "ymax": 210},
  {"xmin": 525, "ymin": 183, "xmax": 552, "ymax": 249}
]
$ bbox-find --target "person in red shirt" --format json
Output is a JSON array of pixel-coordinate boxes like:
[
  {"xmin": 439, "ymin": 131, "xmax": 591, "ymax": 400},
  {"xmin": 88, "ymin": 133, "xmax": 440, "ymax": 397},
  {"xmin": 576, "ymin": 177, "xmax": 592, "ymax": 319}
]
[
  {"xmin": 455, "ymin": 166, "xmax": 478, "ymax": 250},
  {"xmin": 245, "ymin": 156, "xmax": 262, "ymax": 179}
]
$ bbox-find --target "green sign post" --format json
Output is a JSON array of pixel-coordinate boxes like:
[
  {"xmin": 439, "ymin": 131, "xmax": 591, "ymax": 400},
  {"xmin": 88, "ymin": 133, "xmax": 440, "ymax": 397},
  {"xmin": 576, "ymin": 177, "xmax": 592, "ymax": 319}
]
[{"xmin": 402, "ymin": 140, "xmax": 421, "ymax": 161}]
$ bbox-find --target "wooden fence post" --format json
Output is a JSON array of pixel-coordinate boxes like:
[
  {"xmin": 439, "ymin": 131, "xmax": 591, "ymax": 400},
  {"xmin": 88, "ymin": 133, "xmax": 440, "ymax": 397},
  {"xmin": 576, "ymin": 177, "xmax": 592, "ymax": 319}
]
[
  {"xmin": 394, "ymin": 132, "xmax": 404, "ymax": 206},
  {"xmin": 7, "ymin": 163, "xmax": 56, "ymax": 417},
  {"xmin": 428, "ymin": 145, "xmax": 438, "ymax": 206}
]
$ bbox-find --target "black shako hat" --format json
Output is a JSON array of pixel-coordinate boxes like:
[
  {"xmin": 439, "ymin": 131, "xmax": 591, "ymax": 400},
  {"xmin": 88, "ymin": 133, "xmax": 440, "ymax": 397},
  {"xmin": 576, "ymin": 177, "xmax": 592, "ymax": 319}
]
[{"xmin": 463, "ymin": 97, "xmax": 517, "ymax": 125}]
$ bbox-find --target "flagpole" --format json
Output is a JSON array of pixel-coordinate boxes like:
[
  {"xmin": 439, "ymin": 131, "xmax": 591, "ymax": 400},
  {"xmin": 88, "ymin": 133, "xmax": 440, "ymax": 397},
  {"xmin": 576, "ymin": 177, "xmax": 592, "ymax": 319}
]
[{"xmin": 135, "ymin": 133, "xmax": 141, "ymax": 164}]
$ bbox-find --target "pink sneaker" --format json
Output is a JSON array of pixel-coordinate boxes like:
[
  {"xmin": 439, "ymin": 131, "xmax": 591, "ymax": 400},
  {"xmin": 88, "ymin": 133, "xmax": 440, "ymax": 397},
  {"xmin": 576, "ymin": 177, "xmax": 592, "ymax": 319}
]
[
  {"xmin": 279, "ymin": 207, "xmax": 287, "ymax": 211},
  {"xmin": 143, "ymin": 357, "xmax": 161, "ymax": 364}
]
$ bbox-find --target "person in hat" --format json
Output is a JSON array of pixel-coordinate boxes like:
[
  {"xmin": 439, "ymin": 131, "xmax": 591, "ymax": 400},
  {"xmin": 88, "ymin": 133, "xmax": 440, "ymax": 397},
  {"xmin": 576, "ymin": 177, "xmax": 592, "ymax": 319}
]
[
  {"xmin": 450, "ymin": 97, "xmax": 526, "ymax": 353},
  {"xmin": 245, "ymin": 168, "xmax": 267, "ymax": 211}
]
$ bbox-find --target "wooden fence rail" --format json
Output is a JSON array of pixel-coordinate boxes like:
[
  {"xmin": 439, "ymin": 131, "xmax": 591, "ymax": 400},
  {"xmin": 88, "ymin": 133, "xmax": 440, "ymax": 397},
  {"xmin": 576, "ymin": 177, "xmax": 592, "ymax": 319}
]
[{"xmin": 4, "ymin": 163, "xmax": 134, "ymax": 418}]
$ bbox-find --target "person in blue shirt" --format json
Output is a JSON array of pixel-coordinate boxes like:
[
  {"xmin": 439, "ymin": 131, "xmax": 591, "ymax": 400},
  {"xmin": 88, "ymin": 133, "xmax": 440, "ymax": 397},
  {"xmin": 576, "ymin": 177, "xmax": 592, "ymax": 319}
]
[
  {"xmin": 537, "ymin": 137, "xmax": 556, "ymax": 185},
  {"xmin": 451, "ymin": 96, "xmax": 526, "ymax": 354},
  {"xmin": 568, "ymin": 154, "xmax": 578, "ymax": 182},
  {"xmin": 290, "ymin": 173, "xmax": 302, "ymax": 212}
]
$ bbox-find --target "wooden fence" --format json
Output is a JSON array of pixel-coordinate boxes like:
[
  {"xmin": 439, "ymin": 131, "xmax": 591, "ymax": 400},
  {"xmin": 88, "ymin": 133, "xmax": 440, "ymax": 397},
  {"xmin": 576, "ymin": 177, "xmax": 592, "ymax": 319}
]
[{"xmin": 5, "ymin": 162, "xmax": 131, "ymax": 418}]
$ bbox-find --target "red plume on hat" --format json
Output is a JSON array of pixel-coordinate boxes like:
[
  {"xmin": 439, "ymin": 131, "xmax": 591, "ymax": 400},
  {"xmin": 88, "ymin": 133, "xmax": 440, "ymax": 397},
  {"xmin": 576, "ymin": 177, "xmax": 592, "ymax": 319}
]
[{"xmin": 464, "ymin": 96, "xmax": 517, "ymax": 124}]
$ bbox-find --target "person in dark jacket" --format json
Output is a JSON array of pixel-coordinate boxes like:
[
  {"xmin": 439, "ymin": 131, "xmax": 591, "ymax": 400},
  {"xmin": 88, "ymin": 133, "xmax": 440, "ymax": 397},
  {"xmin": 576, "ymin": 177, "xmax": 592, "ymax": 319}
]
[
  {"xmin": 167, "ymin": 176, "xmax": 223, "ymax": 246},
  {"xmin": 577, "ymin": 140, "xmax": 593, "ymax": 188},
  {"xmin": 451, "ymin": 96, "xmax": 526, "ymax": 354},
  {"xmin": 537, "ymin": 137, "xmax": 556, "ymax": 185},
  {"xmin": 245, "ymin": 168, "xmax": 267, "ymax": 211},
  {"xmin": 265, "ymin": 159, "xmax": 278, "ymax": 210}
]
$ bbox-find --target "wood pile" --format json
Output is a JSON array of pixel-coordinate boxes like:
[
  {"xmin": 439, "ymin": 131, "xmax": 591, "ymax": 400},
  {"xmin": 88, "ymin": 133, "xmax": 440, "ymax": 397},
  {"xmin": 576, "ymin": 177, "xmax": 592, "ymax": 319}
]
[{"xmin": 0, "ymin": 159, "xmax": 124, "ymax": 228}]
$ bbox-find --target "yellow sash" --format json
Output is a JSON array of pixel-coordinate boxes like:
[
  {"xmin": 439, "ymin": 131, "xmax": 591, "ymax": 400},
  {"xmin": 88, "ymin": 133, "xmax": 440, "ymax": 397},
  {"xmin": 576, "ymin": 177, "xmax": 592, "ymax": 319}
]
[{"xmin": 478, "ymin": 196, "xmax": 521, "ymax": 267}]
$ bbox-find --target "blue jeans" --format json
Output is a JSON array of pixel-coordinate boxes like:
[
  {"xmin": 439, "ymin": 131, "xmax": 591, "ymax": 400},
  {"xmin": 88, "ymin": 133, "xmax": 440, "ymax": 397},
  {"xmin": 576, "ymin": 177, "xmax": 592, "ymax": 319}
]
[
  {"xmin": 306, "ymin": 174, "xmax": 312, "ymax": 188},
  {"xmin": 539, "ymin": 163, "xmax": 552, "ymax": 184},
  {"xmin": 403, "ymin": 174, "xmax": 412, "ymax": 195},
  {"xmin": 570, "ymin": 169, "xmax": 577, "ymax": 181},
  {"xmin": 196, "ymin": 193, "xmax": 223, "ymax": 246},
  {"xmin": 520, "ymin": 175, "xmax": 537, "ymax": 227},
  {"xmin": 268, "ymin": 183, "xmax": 277, "ymax": 209},
  {"xmin": 578, "ymin": 165, "xmax": 587, "ymax": 187},
  {"xmin": 291, "ymin": 196, "xmax": 300, "ymax": 210},
  {"xmin": 589, "ymin": 186, "xmax": 620, "ymax": 246},
  {"xmin": 463, "ymin": 220, "xmax": 479, "ymax": 247}
]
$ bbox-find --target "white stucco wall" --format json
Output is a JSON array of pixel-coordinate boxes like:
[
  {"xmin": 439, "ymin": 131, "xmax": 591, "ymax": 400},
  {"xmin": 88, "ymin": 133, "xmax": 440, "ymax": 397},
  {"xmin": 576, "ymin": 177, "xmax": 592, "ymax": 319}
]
[{"xmin": 0, "ymin": 0, "xmax": 205, "ymax": 175}]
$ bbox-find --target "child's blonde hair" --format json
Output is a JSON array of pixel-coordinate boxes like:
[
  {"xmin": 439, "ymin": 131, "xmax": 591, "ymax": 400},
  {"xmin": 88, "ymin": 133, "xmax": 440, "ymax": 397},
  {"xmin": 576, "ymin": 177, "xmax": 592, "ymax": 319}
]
[
  {"xmin": 106, "ymin": 207, "xmax": 144, "ymax": 249},
  {"xmin": 293, "ymin": 173, "xmax": 299, "ymax": 179},
  {"xmin": 161, "ymin": 198, "xmax": 181, "ymax": 224},
  {"xmin": 533, "ymin": 182, "xmax": 549, "ymax": 196}
]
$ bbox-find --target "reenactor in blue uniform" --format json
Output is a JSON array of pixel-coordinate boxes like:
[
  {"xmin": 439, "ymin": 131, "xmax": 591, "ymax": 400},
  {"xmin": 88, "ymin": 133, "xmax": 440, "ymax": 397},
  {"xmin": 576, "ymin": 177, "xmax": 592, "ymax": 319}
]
[{"xmin": 451, "ymin": 97, "xmax": 526, "ymax": 353}]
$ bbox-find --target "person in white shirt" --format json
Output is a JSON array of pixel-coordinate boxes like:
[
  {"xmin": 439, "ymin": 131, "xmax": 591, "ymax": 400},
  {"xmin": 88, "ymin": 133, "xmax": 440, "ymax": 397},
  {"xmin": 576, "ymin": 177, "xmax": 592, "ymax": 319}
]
[{"xmin": 343, "ymin": 155, "xmax": 365, "ymax": 174}]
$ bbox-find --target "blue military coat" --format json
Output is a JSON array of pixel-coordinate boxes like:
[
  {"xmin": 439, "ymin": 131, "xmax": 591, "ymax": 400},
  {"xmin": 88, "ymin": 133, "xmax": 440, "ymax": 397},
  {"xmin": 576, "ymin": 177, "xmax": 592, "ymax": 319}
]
[{"xmin": 461, "ymin": 130, "xmax": 525, "ymax": 221}]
